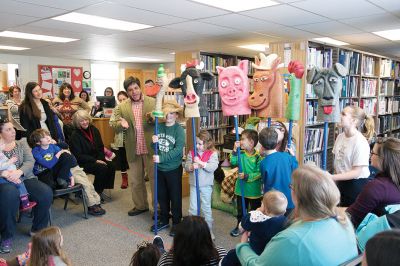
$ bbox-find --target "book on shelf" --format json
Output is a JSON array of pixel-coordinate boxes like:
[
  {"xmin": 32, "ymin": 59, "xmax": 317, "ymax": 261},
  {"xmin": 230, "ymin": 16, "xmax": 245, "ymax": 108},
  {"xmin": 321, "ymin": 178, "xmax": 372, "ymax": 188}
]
[
  {"xmin": 359, "ymin": 98, "xmax": 377, "ymax": 116},
  {"xmin": 380, "ymin": 59, "xmax": 392, "ymax": 77},
  {"xmin": 378, "ymin": 115, "xmax": 392, "ymax": 134},
  {"xmin": 305, "ymin": 100, "xmax": 318, "ymax": 125},
  {"xmin": 200, "ymin": 54, "xmax": 235, "ymax": 73},
  {"xmin": 380, "ymin": 80, "xmax": 394, "ymax": 95},
  {"xmin": 306, "ymin": 84, "xmax": 317, "ymax": 98},
  {"xmin": 341, "ymin": 76, "xmax": 358, "ymax": 97},
  {"xmin": 392, "ymin": 115, "xmax": 400, "ymax": 131},
  {"xmin": 340, "ymin": 98, "xmax": 359, "ymax": 110},
  {"xmin": 307, "ymin": 47, "xmax": 333, "ymax": 69},
  {"xmin": 378, "ymin": 96, "xmax": 393, "ymax": 115},
  {"xmin": 304, "ymin": 127, "xmax": 326, "ymax": 154},
  {"xmin": 360, "ymin": 78, "xmax": 377, "ymax": 97},
  {"xmin": 393, "ymin": 97, "xmax": 400, "ymax": 113},
  {"xmin": 338, "ymin": 50, "xmax": 360, "ymax": 75},
  {"xmin": 362, "ymin": 56, "xmax": 376, "ymax": 76}
]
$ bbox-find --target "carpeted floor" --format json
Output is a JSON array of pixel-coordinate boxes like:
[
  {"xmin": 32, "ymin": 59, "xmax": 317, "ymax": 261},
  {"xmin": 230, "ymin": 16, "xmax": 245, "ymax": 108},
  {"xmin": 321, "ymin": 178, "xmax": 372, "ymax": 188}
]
[{"xmin": 2, "ymin": 174, "xmax": 239, "ymax": 265}]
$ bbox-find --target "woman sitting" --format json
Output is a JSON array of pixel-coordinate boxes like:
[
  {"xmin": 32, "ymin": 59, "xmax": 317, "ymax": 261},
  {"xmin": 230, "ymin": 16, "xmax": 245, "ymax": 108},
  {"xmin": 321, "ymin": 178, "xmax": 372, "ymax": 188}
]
[
  {"xmin": 0, "ymin": 120, "xmax": 52, "ymax": 253},
  {"xmin": 53, "ymin": 83, "xmax": 90, "ymax": 143},
  {"xmin": 347, "ymin": 137, "xmax": 400, "ymax": 228},
  {"xmin": 6, "ymin": 85, "xmax": 24, "ymax": 140},
  {"xmin": 69, "ymin": 110, "xmax": 115, "ymax": 198},
  {"xmin": 157, "ymin": 216, "xmax": 227, "ymax": 266},
  {"xmin": 236, "ymin": 165, "xmax": 358, "ymax": 266}
]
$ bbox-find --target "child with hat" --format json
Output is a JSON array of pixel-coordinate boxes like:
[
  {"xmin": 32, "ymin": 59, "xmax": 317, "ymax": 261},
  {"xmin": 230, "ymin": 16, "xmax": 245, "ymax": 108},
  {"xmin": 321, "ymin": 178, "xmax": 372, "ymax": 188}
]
[{"xmin": 151, "ymin": 100, "xmax": 186, "ymax": 236}]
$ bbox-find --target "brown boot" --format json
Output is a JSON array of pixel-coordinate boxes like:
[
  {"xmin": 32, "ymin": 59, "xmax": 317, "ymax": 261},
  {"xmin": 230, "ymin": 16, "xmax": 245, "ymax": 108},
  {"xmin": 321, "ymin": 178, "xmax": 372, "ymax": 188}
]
[{"xmin": 121, "ymin": 172, "xmax": 128, "ymax": 189}]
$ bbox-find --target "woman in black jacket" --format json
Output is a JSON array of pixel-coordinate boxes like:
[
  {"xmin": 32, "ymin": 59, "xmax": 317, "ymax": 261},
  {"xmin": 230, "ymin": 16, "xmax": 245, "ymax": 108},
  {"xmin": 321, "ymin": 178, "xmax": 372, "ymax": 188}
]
[
  {"xmin": 19, "ymin": 82, "xmax": 58, "ymax": 146},
  {"xmin": 69, "ymin": 110, "xmax": 115, "ymax": 195}
]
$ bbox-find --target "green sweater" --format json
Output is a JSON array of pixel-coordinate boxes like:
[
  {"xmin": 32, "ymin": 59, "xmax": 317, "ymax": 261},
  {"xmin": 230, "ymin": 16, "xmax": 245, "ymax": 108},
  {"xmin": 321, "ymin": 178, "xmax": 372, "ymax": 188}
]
[
  {"xmin": 155, "ymin": 123, "xmax": 185, "ymax": 172},
  {"xmin": 230, "ymin": 150, "xmax": 262, "ymax": 198}
]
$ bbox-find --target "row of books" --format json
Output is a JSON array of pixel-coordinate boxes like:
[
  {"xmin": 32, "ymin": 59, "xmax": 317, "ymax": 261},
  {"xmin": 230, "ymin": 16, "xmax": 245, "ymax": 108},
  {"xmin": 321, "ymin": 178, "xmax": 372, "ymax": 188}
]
[
  {"xmin": 199, "ymin": 112, "xmax": 230, "ymax": 129},
  {"xmin": 341, "ymin": 76, "xmax": 358, "ymax": 97},
  {"xmin": 338, "ymin": 50, "xmax": 360, "ymax": 75},
  {"xmin": 378, "ymin": 115, "xmax": 392, "ymax": 134},
  {"xmin": 207, "ymin": 128, "xmax": 228, "ymax": 145},
  {"xmin": 305, "ymin": 100, "xmax": 318, "ymax": 125},
  {"xmin": 340, "ymin": 98, "xmax": 359, "ymax": 110},
  {"xmin": 237, "ymin": 58, "xmax": 255, "ymax": 76},
  {"xmin": 380, "ymin": 59, "xmax": 393, "ymax": 77},
  {"xmin": 380, "ymin": 80, "xmax": 395, "ymax": 95},
  {"xmin": 305, "ymin": 84, "xmax": 317, "ymax": 98},
  {"xmin": 392, "ymin": 115, "xmax": 400, "ymax": 131},
  {"xmin": 393, "ymin": 62, "xmax": 400, "ymax": 79},
  {"xmin": 362, "ymin": 56, "xmax": 376, "ymax": 76},
  {"xmin": 304, "ymin": 127, "xmax": 327, "ymax": 154},
  {"xmin": 202, "ymin": 93, "xmax": 222, "ymax": 110},
  {"xmin": 307, "ymin": 47, "xmax": 333, "ymax": 69},
  {"xmin": 164, "ymin": 93, "xmax": 184, "ymax": 107},
  {"xmin": 360, "ymin": 98, "xmax": 377, "ymax": 116},
  {"xmin": 304, "ymin": 153, "xmax": 322, "ymax": 168},
  {"xmin": 378, "ymin": 97, "xmax": 393, "ymax": 115},
  {"xmin": 200, "ymin": 55, "xmax": 235, "ymax": 73},
  {"xmin": 360, "ymin": 78, "xmax": 377, "ymax": 97}
]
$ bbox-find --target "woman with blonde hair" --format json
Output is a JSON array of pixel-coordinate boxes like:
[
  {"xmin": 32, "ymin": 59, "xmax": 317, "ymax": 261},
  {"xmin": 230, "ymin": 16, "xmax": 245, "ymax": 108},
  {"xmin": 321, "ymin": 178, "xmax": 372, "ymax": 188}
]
[
  {"xmin": 347, "ymin": 137, "xmax": 400, "ymax": 227},
  {"xmin": 332, "ymin": 106, "xmax": 375, "ymax": 206},
  {"xmin": 236, "ymin": 165, "xmax": 358, "ymax": 266},
  {"xmin": 69, "ymin": 110, "xmax": 115, "ymax": 198},
  {"xmin": 29, "ymin": 226, "xmax": 71, "ymax": 266}
]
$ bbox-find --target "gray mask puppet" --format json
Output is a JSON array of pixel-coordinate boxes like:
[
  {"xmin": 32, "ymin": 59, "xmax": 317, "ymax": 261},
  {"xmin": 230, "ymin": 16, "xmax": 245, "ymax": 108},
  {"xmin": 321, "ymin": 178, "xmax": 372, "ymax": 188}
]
[{"xmin": 306, "ymin": 63, "xmax": 348, "ymax": 122}]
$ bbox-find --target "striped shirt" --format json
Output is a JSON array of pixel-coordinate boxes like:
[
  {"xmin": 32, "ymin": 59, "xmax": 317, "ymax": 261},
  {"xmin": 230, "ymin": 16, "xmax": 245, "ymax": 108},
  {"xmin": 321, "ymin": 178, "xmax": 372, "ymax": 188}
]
[
  {"xmin": 157, "ymin": 246, "xmax": 227, "ymax": 266},
  {"xmin": 131, "ymin": 99, "xmax": 148, "ymax": 155}
]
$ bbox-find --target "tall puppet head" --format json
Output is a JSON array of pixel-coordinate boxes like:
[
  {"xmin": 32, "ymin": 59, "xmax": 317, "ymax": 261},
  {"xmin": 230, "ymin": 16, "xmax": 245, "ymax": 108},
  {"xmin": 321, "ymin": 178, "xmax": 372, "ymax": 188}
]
[
  {"xmin": 216, "ymin": 60, "xmax": 251, "ymax": 116},
  {"xmin": 285, "ymin": 60, "xmax": 305, "ymax": 121},
  {"xmin": 306, "ymin": 63, "xmax": 348, "ymax": 122},
  {"xmin": 248, "ymin": 53, "xmax": 285, "ymax": 118},
  {"xmin": 169, "ymin": 60, "xmax": 213, "ymax": 118}
]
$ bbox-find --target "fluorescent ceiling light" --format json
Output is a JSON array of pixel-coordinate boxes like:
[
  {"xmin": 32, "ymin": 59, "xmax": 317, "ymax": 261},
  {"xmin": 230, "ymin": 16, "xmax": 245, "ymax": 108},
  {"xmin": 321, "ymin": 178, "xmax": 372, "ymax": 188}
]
[
  {"xmin": 191, "ymin": 0, "xmax": 279, "ymax": 12},
  {"xmin": 373, "ymin": 29, "xmax": 400, "ymax": 41},
  {"xmin": 119, "ymin": 57, "xmax": 162, "ymax": 62},
  {"xmin": 0, "ymin": 45, "xmax": 30, "ymax": 51},
  {"xmin": 52, "ymin": 12, "xmax": 153, "ymax": 31},
  {"xmin": 313, "ymin": 37, "xmax": 349, "ymax": 46},
  {"xmin": 0, "ymin": 31, "xmax": 78, "ymax": 43},
  {"xmin": 238, "ymin": 44, "xmax": 268, "ymax": 52}
]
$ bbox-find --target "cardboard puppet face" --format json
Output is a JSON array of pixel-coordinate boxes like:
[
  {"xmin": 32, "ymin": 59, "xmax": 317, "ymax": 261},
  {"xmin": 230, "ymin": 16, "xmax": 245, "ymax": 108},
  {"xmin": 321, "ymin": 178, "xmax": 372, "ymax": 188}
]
[
  {"xmin": 216, "ymin": 60, "xmax": 251, "ymax": 116},
  {"xmin": 169, "ymin": 63, "xmax": 213, "ymax": 118},
  {"xmin": 248, "ymin": 53, "xmax": 285, "ymax": 118},
  {"xmin": 306, "ymin": 63, "xmax": 348, "ymax": 122},
  {"xmin": 285, "ymin": 60, "xmax": 305, "ymax": 121}
]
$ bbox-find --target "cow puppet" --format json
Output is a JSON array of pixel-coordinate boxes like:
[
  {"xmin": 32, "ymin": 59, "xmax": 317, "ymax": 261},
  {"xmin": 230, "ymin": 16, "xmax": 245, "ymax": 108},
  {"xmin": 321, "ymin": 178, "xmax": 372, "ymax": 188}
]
[
  {"xmin": 306, "ymin": 63, "xmax": 348, "ymax": 123},
  {"xmin": 169, "ymin": 61, "xmax": 213, "ymax": 118},
  {"xmin": 248, "ymin": 53, "xmax": 286, "ymax": 118},
  {"xmin": 216, "ymin": 60, "xmax": 251, "ymax": 117}
]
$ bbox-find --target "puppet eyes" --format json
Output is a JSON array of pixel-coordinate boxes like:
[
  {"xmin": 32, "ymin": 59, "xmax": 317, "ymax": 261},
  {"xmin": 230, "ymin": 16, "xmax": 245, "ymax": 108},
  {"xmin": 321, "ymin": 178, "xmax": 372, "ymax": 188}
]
[
  {"xmin": 234, "ymin": 78, "xmax": 241, "ymax": 85},
  {"xmin": 328, "ymin": 77, "xmax": 337, "ymax": 83},
  {"xmin": 260, "ymin": 77, "xmax": 268, "ymax": 81},
  {"xmin": 193, "ymin": 79, "xmax": 199, "ymax": 84},
  {"xmin": 179, "ymin": 81, "xmax": 184, "ymax": 86},
  {"xmin": 221, "ymin": 81, "xmax": 228, "ymax": 88}
]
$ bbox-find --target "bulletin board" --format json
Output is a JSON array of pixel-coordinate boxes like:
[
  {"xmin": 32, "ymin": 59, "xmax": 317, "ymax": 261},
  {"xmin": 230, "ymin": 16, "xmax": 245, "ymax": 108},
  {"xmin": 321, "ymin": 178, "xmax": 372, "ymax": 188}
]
[{"xmin": 38, "ymin": 65, "xmax": 83, "ymax": 98}]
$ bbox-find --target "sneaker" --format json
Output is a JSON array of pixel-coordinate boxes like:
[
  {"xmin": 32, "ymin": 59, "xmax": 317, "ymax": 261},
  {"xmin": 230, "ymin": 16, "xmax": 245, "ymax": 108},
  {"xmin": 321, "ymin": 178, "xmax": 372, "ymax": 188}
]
[
  {"xmin": 153, "ymin": 235, "xmax": 166, "ymax": 254},
  {"xmin": 0, "ymin": 238, "xmax": 12, "ymax": 254},
  {"xmin": 150, "ymin": 221, "xmax": 169, "ymax": 232},
  {"xmin": 88, "ymin": 205, "xmax": 105, "ymax": 216},
  {"xmin": 230, "ymin": 227, "xmax": 240, "ymax": 237},
  {"xmin": 20, "ymin": 200, "xmax": 37, "ymax": 212},
  {"xmin": 95, "ymin": 204, "xmax": 106, "ymax": 215},
  {"xmin": 56, "ymin": 178, "xmax": 68, "ymax": 189}
]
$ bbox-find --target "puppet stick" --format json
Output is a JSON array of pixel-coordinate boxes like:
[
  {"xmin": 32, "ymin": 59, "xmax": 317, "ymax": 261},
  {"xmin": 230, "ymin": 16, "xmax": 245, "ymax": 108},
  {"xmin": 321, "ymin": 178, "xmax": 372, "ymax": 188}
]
[
  {"xmin": 267, "ymin": 117, "xmax": 271, "ymax": 127},
  {"xmin": 192, "ymin": 117, "xmax": 201, "ymax": 216},
  {"xmin": 153, "ymin": 117, "xmax": 159, "ymax": 235},
  {"xmin": 234, "ymin": 115, "xmax": 247, "ymax": 217},
  {"xmin": 322, "ymin": 121, "xmax": 329, "ymax": 171},
  {"xmin": 287, "ymin": 120, "xmax": 293, "ymax": 149}
]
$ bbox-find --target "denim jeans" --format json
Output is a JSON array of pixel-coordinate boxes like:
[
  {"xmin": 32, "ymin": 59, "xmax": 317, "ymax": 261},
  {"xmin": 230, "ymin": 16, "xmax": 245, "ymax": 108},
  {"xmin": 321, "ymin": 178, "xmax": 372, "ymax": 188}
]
[
  {"xmin": 0, "ymin": 178, "xmax": 28, "ymax": 196},
  {"xmin": 189, "ymin": 185, "xmax": 213, "ymax": 230},
  {"xmin": 0, "ymin": 178, "xmax": 52, "ymax": 240}
]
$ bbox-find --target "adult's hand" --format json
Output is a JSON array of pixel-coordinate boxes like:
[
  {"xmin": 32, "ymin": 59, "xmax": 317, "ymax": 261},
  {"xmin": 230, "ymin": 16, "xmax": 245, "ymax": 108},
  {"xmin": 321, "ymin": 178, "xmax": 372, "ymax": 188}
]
[
  {"xmin": 120, "ymin": 118, "xmax": 129, "ymax": 129},
  {"xmin": 2, "ymin": 169, "xmax": 22, "ymax": 184},
  {"xmin": 96, "ymin": 160, "xmax": 107, "ymax": 165}
]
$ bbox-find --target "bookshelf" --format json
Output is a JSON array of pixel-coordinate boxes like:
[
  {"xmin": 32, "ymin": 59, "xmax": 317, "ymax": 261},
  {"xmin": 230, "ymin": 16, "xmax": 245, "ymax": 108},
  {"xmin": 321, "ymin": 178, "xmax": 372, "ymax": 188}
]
[{"xmin": 175, "ymin": 51, "xmax": 255, "ymax": 158}]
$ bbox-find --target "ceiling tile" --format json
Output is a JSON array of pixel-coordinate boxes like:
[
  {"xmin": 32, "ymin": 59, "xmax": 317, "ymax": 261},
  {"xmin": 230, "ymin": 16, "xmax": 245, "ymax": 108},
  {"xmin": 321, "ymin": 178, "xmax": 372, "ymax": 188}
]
[
  {"xmin": 240, "ymin": 4, "xmax": 330, "ymax": 26},
  {"xmin": 199, "ymin": 14, "xmax": 282, "ymax": 31},
  {"xmin": 77, "ymin": 2, "xmax": 186, "ymax": 27},
  {"xmin": 295, "ymin": 21, "xmax": 363, "ymax": 36},
  {"xmin": 256, "ymin": 25, "xmax": 320, "ymax": 39},
  {"xmin": 334, "ymin": 33, "xmax": 390, "ymax": 44},
  {"xmin": 291, "ymin": 0, "xmax": 385, "ymax": 20},
  {"xmin": 1, "ymin": 0, "xmax": 66, "ymax": 18},
  {"xmin": 112, "ymin": 0, "xmax": 230, "ymax": 19},
  {"xmin": 165, "ymin": 21, "xmax": 238, "ymax": 36},
  {"xmin": 341, "ymin": 13, "xmax": 400, "ymax": 32},
  {"xmin": 0, "ymin": 12, "xmax": 39, "ymax": 31},
  {"xmin": 13, "ymin": 0, "xmax": 100, "ymax": 10},
  {"xmin": 368, "ymin": 0, "xmax": 400, "ymax": 12}
]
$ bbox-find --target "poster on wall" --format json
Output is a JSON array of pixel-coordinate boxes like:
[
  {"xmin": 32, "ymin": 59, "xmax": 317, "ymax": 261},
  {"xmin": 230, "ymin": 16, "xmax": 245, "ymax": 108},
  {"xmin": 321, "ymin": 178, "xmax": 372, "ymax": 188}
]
[{"xmin": 38, "ymin": 65, "xmax": 83, "ymax": 98}]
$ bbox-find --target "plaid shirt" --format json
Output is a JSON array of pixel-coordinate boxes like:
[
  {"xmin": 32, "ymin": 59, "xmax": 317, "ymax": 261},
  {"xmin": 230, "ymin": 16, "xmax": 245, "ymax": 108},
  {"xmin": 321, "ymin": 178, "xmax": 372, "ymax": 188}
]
[{"xmin": 132, "ymin": 98, "xmax": 148, "ymax": 155}]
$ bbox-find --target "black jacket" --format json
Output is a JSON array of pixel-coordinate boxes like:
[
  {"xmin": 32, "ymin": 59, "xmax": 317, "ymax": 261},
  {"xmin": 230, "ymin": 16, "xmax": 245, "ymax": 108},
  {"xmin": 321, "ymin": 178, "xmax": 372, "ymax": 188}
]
[
  {"xmin": 69, "ymin": 125, "xmax": 106, "ymax": 167},
  {"xmin": 19, "ymin": 99, "xmax": 58, "ymax": 143}
]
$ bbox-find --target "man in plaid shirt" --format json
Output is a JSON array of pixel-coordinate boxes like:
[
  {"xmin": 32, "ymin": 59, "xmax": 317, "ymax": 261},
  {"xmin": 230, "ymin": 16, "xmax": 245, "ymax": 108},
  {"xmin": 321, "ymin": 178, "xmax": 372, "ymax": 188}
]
[{"xmin": 110, "ymin": 76, "xmax": 155, "ymax": 216}]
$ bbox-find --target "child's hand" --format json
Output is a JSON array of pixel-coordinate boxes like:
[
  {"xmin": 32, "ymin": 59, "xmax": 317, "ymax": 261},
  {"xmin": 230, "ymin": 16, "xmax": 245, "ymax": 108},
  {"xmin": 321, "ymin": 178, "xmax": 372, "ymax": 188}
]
[
  {"xmin": 238, "ymin": 173, "xmax": 245, "ymax": 179},
  {"xmin": 153, "ymin": 155, "xmax": 160, "ymax": 163},
  {"xmin": 69, "ymin": 176, "xmax": 75, "ymax": 187},
  {"xmin": 192, "ymin": 163, "xmax": 199, "ymax": 170},
  {"xmin": 50, "ymin": 138, "xmax": 57, "ymax": 144},
  {"xmin": 9, "ymin": 156, "xmax": 18, "ymax": 163},
  {"xmin": 233, "ymin": 141, "xmax": 241, "ymax": 151},
  {"xmin": 152, "ymin": 135, "xmax": 159, "ymax": 143},
  {"xmin": 55, "ymin": 150, "xmax": 63, "ymax": 158}
]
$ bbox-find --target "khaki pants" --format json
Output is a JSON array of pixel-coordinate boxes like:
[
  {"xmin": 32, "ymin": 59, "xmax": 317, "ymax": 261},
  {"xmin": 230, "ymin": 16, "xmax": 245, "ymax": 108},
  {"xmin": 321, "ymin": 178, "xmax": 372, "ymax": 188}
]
[
  {"xmin": 71, "ymin": 166, "xmax": 101, "ymax": 207},
  {"xmin": 128, "ymin": 154, "xmax": 154, "ymax": 211}
]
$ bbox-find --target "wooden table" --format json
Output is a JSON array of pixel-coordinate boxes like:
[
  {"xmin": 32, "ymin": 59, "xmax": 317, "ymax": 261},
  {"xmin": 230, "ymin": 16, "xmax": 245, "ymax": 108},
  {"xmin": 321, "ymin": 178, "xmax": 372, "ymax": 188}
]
[{"xmin": 92, "ymin": 118, "xmax": 114, "ymax": 149}]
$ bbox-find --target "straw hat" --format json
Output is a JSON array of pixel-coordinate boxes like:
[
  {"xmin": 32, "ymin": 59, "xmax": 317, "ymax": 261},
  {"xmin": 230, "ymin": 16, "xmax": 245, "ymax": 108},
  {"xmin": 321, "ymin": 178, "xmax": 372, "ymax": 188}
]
[
  {"xmin": 252, "ymin": 53, "xmax": 284, "ymax": 70},
  {"xmin": 162, "ymin": 100, "xmax": 185, "ymax": 122}
]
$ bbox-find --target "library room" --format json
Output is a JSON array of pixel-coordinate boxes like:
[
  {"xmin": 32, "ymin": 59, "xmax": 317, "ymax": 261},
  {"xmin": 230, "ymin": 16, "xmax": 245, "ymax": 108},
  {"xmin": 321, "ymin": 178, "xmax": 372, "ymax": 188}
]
[{"xmin": 0, "ymin": 1, "xmax": 400, "ymax": 265}]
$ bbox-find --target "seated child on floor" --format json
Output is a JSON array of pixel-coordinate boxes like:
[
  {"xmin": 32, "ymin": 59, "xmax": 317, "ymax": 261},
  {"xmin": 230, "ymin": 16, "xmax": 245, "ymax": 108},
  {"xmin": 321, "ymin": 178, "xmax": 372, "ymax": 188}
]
[
  {"xmin": 30, "ymin": 129, "xmax": 76, "ymax": 189},
  {"xmin": 259, "ymin": 127, "xmax": 298, "ymax": 213},
  {"xmin": 221, "ymin": 190, "xmax": 288, "ymax": 266},
  {"xmin": 0, "ymin": 143, "xmax": 36, "ymax": 211}
]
